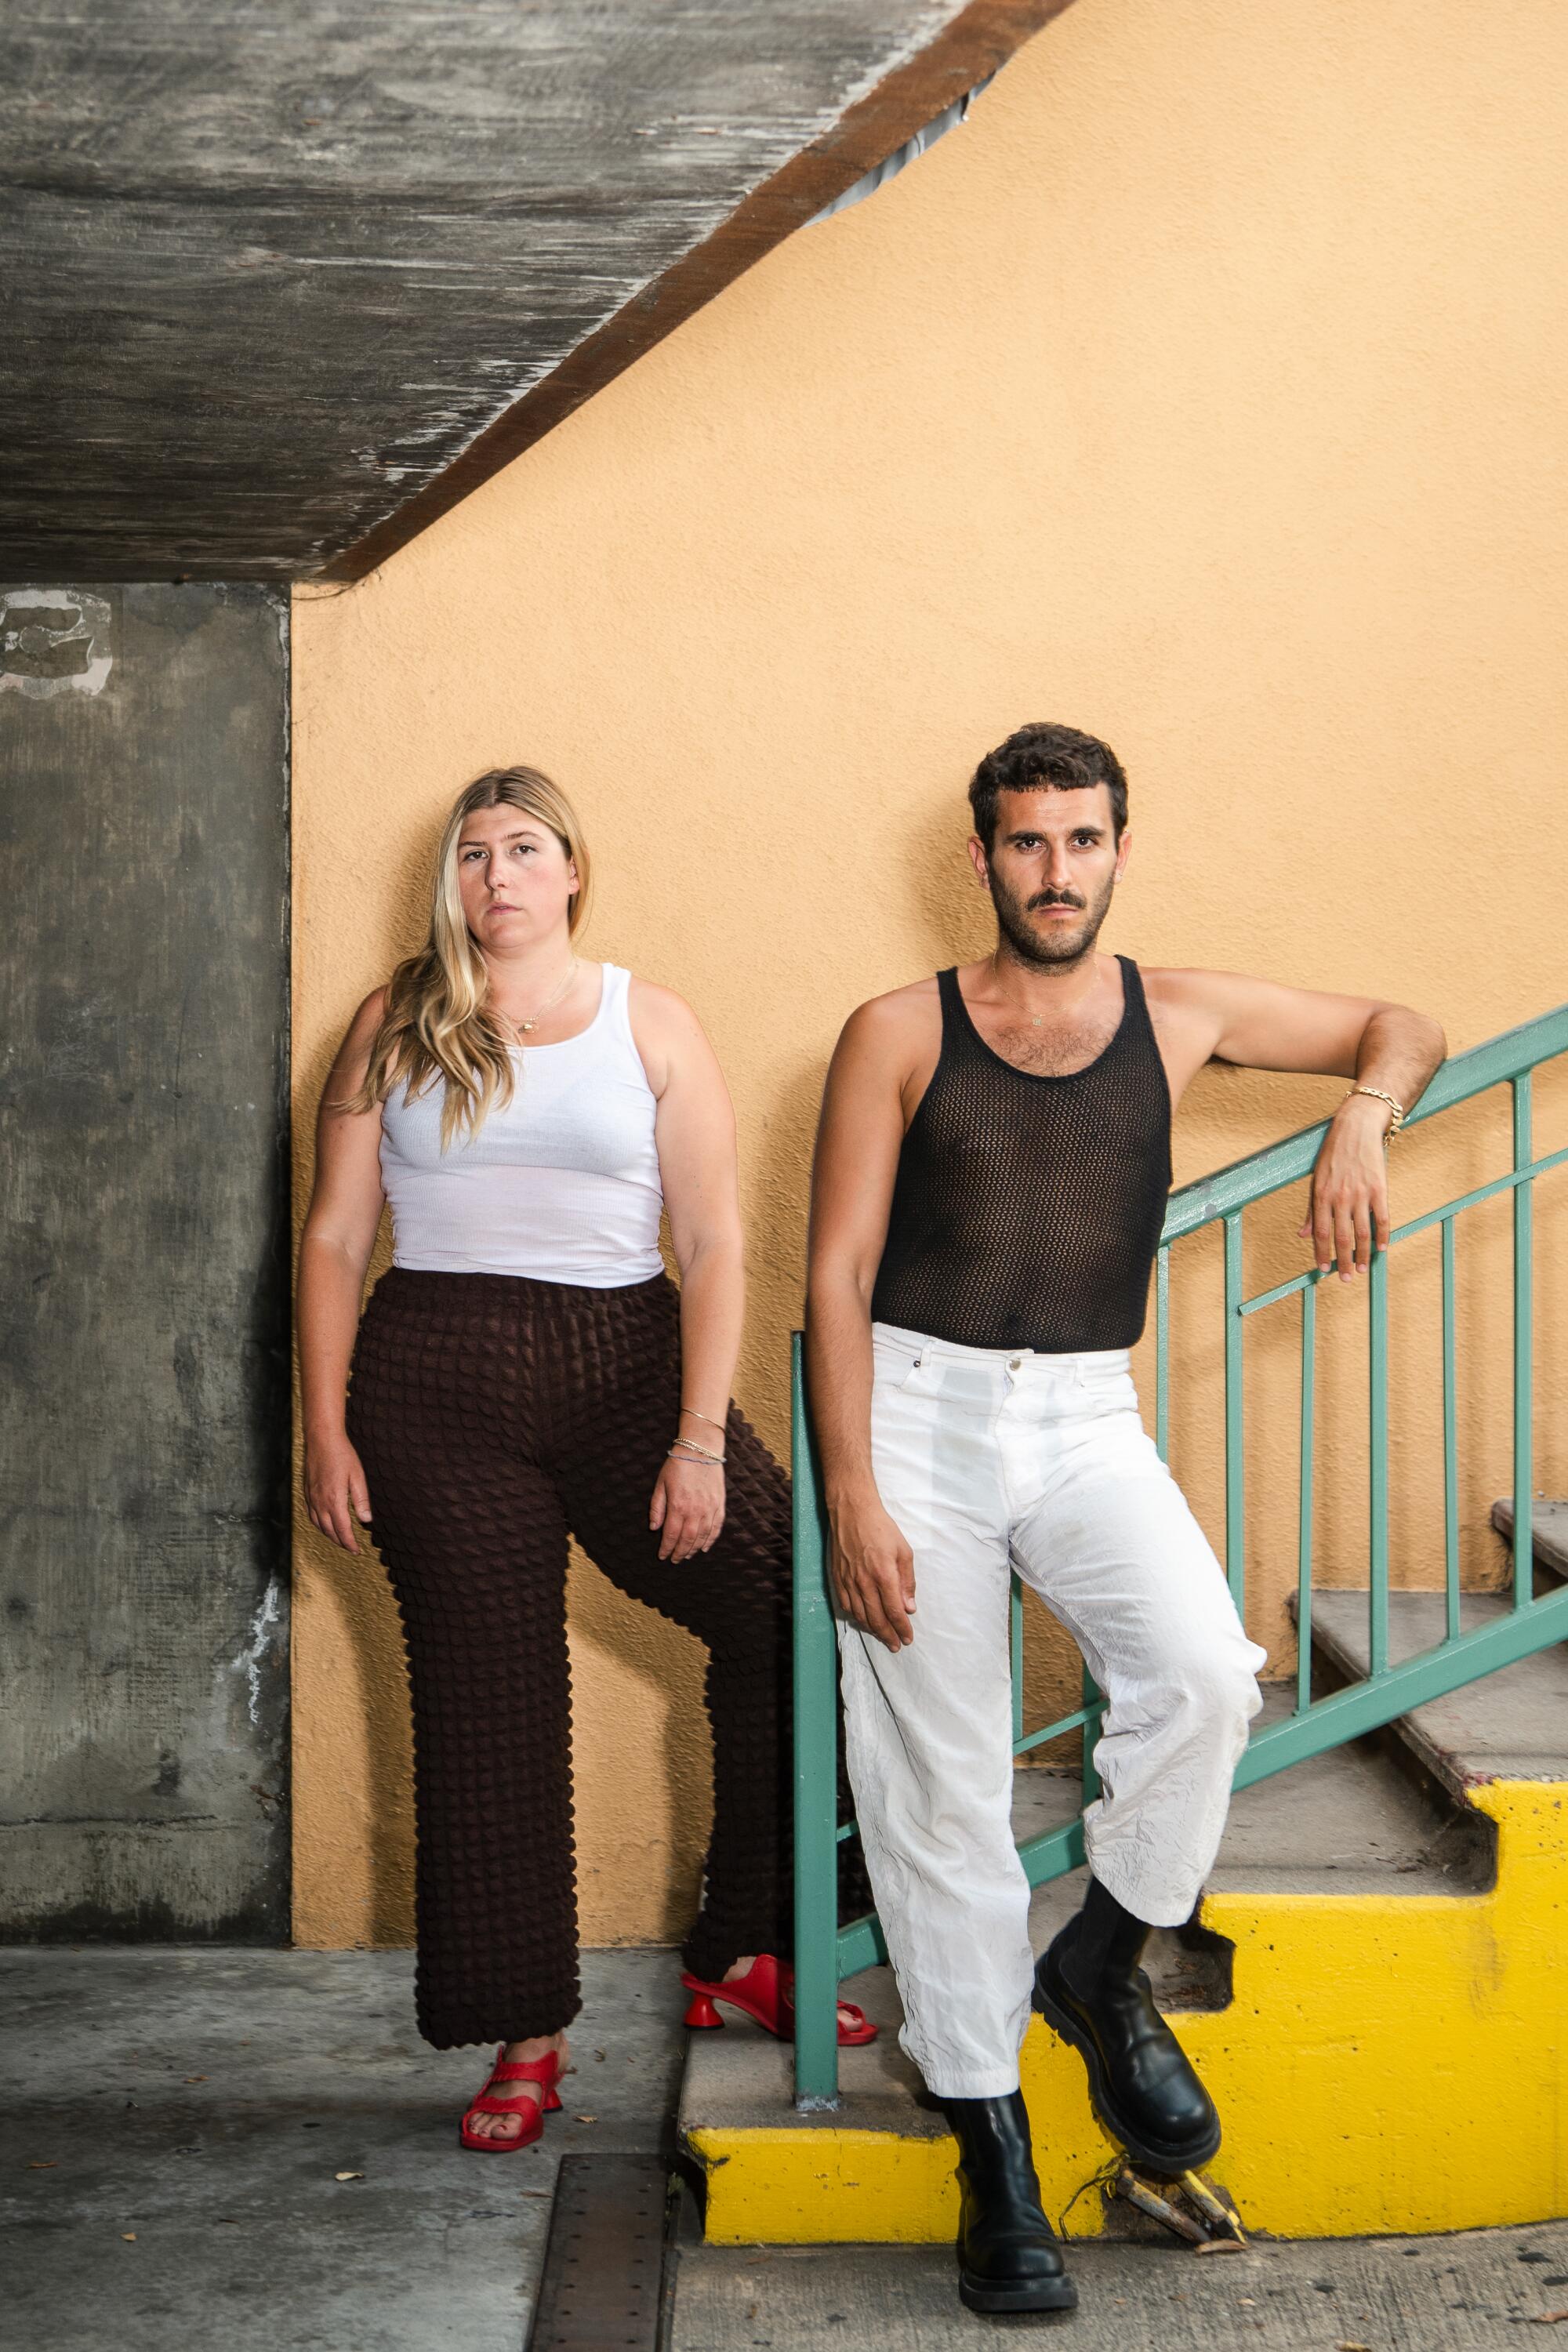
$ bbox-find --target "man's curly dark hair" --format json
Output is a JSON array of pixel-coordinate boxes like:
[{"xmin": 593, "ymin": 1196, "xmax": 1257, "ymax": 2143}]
[{"xmin": 969, "ymin": 722, "xmax": 1128, "ymax": 848}]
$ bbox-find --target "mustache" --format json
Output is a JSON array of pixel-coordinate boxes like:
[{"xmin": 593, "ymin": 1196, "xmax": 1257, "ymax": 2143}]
[{"xmin": 1027, "ymin": 891, "xmax": 1086, "ymax": 912}]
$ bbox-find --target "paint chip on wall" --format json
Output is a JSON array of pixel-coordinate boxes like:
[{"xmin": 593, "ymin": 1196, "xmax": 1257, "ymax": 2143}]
[{"xmin": 0, "ymin": 589, "xmax": 114, "ymax": 697}]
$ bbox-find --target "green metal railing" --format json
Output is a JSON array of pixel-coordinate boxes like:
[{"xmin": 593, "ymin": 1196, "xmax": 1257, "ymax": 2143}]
[{"xmin": 793, "ymin": 1000, "xmax": 1568, "ymax": 2106}]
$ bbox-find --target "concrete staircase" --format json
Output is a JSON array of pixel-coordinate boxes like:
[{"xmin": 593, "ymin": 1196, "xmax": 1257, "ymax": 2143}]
[{"xmin": 681, "ymin": 1505, "xmax": 1568, "ymax": 2243}]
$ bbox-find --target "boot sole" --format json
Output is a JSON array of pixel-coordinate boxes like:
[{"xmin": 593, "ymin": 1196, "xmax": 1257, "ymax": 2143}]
[
  {"xmin": 1032, "ymin": 1973, "xmax": 1221, "ymax": 2174},
  {"xmin": 959, "ymin": 2270, "xmax": 1078, "ymax": 2314}
]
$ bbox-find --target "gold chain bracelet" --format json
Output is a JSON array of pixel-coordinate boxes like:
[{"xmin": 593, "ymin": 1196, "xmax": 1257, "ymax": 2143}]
[{"xmin": 1347, "ymin": 1084, "xmax": 1406, "ymax": 1136}]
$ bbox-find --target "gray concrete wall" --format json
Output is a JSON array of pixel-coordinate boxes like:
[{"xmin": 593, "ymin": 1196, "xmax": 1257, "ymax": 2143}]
[{"xmin": 0, "ymin": 583, "xmax": 290, "ymax": 1940}]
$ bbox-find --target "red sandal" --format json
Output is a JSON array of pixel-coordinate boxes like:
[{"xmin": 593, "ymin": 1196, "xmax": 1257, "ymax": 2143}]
[
  {"xmin": 458, "ymin": 2043, "xmax": 564, "ymax": 2153},
  {"xmin": 681, "ymin": 1952, "xmax": 877, "ymax": 2046}
]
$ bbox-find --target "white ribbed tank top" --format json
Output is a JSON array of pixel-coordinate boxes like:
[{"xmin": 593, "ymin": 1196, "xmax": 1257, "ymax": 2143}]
[{"xmin": 378, "ymin": 964, "xmax": 664, "ymax": 1285}]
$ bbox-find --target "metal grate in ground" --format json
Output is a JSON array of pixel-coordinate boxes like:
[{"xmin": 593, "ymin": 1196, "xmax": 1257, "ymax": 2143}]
[{"xmin": 526, "ymin": 2154, "xmax": 675, "ymax": 2351}]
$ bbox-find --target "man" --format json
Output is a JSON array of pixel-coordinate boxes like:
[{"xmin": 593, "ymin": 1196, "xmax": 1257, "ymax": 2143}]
[{"xmin": 805, "ymin": 721, "xmax": 1445, "ymax": 2316}]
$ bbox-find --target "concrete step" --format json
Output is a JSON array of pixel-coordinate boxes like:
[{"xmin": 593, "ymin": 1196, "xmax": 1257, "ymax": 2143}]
[
  {"xmin": 1491, "ymin": 1494, "xmax": 1568, "ymax": 1583},
  {"xmin": 681, "ymin": 1692, "xmax": 1471, "ymax": 2158},
  {"xmin": 1305, "ymin": 1585, "xmax": 1568, "ymax": 1798},
  {"xmin": 1022, "ymin": 1684, "xmax": 1479, "ymax": 1929}
]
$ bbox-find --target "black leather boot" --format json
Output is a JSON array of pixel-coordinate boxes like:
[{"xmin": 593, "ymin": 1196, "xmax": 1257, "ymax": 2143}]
[
  {"xmin": 941, "ymin": 2091, "xmax": 1076, "ymax": 2314},
  {"xmin": 1033, "ymin": 1875, "xmax": 1220, "ymax": 2171}
]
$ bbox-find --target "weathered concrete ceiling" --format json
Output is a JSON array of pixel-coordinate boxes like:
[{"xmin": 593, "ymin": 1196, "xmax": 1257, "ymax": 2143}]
[{"xmin": 4, "ymin": 2, "xmax": 1068, "ymax": 583}]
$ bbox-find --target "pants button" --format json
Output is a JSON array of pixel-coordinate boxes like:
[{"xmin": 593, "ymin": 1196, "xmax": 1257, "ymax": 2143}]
[{"xmin": 1008, "ymin": 1356, "xmax": 1023, "ymax": 1370}]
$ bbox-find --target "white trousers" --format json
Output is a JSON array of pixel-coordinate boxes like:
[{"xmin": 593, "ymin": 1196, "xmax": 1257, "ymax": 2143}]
[{"xmin": 837, "ymin": 1323, "xmax": 1268, "ymax": 2100}]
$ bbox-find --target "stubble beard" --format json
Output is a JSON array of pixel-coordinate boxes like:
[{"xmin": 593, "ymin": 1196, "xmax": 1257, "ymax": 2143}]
[{"xmin": 989, "ymin": 869, "xmax": 1116, "ymax": 973}]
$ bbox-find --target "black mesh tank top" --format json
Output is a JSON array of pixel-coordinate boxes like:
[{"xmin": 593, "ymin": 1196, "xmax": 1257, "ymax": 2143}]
[{"xmin": 869, "ymin": 957, "xmax": 1172, "ymax": 1352}]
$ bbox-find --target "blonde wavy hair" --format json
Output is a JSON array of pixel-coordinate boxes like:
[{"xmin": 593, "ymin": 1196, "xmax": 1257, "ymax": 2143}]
[{"xmin": 348, "ymin": 765, "xmax": 592, "ymax": 1149}]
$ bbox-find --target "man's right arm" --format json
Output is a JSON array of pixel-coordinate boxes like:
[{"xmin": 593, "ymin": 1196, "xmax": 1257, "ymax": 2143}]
[{"xmin": 805, "ymin": 998, "xmax": 920, "ymax": 1652}]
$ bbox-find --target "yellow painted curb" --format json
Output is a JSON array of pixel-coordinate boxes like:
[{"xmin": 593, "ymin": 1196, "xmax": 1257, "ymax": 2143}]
[{"xmin": 691, "ymin": 1780, "xmax": 1568, "ymax": 2243}]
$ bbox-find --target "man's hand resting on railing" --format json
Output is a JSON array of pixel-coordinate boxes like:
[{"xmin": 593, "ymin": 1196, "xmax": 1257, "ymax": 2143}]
[
  {"xmin": 829, "ymin": 1490, "xmax": 917, "ymax": 1651},
  {"xmin": 1298, "ymin": 1090, "xmax": 1396, "ymax": 1282},
  {"xmin": 1135, "ymin": 973, "xmax": 1442, "ymax": 1287}
]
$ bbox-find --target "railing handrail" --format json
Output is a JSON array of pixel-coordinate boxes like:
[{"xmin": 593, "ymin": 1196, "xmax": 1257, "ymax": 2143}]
[{"xmin": 1163, "ymin": 997, "xmax": 1568, "ymax": 1241}]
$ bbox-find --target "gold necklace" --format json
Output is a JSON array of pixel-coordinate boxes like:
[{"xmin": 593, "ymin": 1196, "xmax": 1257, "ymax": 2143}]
[{"xmin": 507, "ymin": 956, "xmax": 578, "ymax": 1040}]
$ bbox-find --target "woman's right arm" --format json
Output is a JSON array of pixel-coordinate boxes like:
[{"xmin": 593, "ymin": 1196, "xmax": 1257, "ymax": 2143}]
[{"xmin": 297, "ymin": 990, "xmax": 391, "ymax": 1555}]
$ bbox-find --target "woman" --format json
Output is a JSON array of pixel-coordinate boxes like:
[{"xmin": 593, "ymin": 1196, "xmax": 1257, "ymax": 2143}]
[{"xmin": 297, "ymin": 765, "xmax": 871, "ymax": 2151}]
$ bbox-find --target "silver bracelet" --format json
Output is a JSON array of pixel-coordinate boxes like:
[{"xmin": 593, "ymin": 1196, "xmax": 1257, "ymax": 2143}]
[{"xmin": 668, "ymin": 1440, "xmax": 726, "ymax": 1468}]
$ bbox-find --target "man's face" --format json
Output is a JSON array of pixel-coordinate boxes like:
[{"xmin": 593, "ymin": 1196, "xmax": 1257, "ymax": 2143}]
[{"xmin": 968, "ymin": 784, "xmax": 1128, "ymax": 970}]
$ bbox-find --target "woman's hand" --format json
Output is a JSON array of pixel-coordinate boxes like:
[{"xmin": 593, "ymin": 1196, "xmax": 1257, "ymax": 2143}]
[
  {"xmin": 650, "ymin": 1455, "xmax": 725, "ymax": 1563},
  {"xmin": 305, "ymin": 1428, "xmax": 373, "ymax": 1555}
]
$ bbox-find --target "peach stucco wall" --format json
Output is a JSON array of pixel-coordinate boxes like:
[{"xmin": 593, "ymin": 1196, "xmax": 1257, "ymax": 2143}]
[{"xmin": 290, "ymin": 0, "xmax": 1568, "ymax": 1950}]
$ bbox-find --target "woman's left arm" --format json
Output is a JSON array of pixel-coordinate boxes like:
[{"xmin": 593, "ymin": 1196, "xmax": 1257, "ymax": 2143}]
[{"xmin": 631, "ymin": 979, "xmax": 746, "ymax": 1563}]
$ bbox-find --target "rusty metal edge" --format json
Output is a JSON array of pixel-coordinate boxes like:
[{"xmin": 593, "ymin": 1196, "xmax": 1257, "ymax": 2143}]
[{"xmin": 313, "ymin": 0, "xmax": 1077, "ymax": 584}]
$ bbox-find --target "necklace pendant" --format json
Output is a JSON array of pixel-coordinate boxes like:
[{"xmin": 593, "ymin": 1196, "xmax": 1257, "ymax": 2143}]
[{"xmin": 518, "ymin": 1019, "xmax": 535, "ymax": 1033}]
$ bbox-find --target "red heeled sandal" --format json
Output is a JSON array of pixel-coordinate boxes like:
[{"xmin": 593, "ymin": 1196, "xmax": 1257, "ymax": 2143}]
[
  {"xmin": 681, "ymin": 1952, "xmax": 877, "ymax": 2046},
  {"xmin": 458, "ymin": 2043, "xmax": 564, "ymax": 2153}
]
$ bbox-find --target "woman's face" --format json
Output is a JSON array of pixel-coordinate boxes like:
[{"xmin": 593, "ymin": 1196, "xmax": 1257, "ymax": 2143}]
[{"xmin": 455, "ymin": 804, "xmax": 578, "ymax": 953}]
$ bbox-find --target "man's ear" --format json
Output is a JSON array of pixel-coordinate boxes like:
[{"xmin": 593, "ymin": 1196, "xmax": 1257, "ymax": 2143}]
[{"xmin": 967, "ymin": 832, "xmax": 991, "ymax": 890}]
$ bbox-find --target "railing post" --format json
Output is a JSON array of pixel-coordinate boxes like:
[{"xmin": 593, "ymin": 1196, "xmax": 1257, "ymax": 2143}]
[
  {"xmin": 791, "ymin": 1333, "xmax": 840, "ymax": 2109},
  {"xmin": 1368, "ymin": 1238, "xmax": 1390, "ymax": 1676},
  {"xmin": 1154, "ymin": 1243, "xmax": 1171, "ymax": 1463},
  {"xmin": 1442, "ymin": 1218, "xmax": 1460, "ymax": 1642},
  {"xmin": 1296, "ymin": 1282, "xmax": 1316, "ymax": 1715},
  {"xmin": 1513, "ymin": 1074, "xmax": 1534, "ymax": 1608},
  {"xmin": 1080, "ymin": 1661, "xmax": 1102, "ymax": 1802},
  {"xmin": 1222, "ymin": 1214, "xmax": 1246, "ymax": 1613},
  {"xmin": 1009, "ymin": 1573, "xmax": 1024, "ymax": 1748}
]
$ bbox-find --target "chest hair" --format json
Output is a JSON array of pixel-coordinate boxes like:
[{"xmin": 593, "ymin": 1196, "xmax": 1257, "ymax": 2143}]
[{"xmin": 982, "ymin": 1006, "xmax": 1124, "ymax": 1077}]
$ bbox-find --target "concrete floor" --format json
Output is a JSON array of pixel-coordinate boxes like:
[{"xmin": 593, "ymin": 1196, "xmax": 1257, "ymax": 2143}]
[
  {"xmin": 6, "ymin": 1948, "xmax": 1565, "ymax": 2351},
  {"xmin": 670, "ymin": 2223, "xmax": 1568, "ymax": 2349},
  {"xmin": 1, "ymin": 1946, "xmax": 688, "ymax": 2352}
]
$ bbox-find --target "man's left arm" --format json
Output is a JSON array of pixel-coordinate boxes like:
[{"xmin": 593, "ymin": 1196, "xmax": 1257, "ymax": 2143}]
[{"xmin": 1161, "ymin": 971, "xmax": 1447, "ymax": 1284}]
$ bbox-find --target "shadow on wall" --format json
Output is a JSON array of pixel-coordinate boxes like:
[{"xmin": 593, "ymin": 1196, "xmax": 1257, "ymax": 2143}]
[
  {"xmin": 707, "ymin": 793, "xmax": 993, "ymax": 1432},
  {"xmin": 744, "ymin": 786, "xmax": 997, "ymax": 1304},
  {"xmin": 564, "ymin": 1555, "xmax": 714, "ymax": 1947},
  {"xmin": 289, "ymin": 970, "xmax": 408, "ymax": 1946},
  {"xmin": 902, "ymin": 789, "xmax": 996, "ymax": 975}
]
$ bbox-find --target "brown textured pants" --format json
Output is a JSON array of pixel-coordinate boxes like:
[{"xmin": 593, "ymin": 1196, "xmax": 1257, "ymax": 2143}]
[{"xmin": 347, "ymin": 1267, "xmax": 796, "ymax": 2049}]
